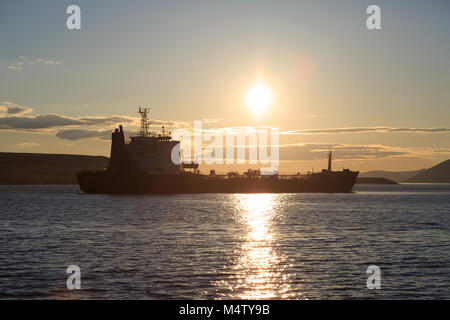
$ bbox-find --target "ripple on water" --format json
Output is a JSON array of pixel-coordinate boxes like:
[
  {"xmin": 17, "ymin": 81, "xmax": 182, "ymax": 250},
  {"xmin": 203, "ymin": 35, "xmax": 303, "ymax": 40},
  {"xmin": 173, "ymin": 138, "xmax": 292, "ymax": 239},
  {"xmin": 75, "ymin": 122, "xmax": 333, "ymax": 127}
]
[{"xmin": 0, "ymin": 184, "xmax": 449, "ymax": 299}]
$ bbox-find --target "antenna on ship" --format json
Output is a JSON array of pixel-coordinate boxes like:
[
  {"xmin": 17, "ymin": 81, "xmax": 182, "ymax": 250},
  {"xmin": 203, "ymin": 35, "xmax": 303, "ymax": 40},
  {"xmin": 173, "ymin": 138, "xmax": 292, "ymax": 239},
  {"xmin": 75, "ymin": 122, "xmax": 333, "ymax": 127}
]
[
  {"xmin": 138, "ymin": 106, "xmax": 151, "ymax": 137},
  {"xmin": 328, "ymin": 151, "xmax": 332, "ymax": 172}
]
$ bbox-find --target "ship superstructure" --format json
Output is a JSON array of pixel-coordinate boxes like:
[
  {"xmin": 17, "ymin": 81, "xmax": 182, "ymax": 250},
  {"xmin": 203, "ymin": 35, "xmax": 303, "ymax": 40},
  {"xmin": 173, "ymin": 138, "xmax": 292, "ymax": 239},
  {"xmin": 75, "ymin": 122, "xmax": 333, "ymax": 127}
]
[{"xmin": 108, "ymin": 107, "xmax": 180, "ymax": 175}]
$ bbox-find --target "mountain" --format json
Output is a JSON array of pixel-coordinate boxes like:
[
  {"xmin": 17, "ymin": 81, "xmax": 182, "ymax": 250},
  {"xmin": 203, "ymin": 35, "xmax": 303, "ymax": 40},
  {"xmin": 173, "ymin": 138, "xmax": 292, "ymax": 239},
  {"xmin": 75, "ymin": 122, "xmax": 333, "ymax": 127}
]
[
  {"xmin": 407, "ymin": 159, "xmax": 450, "ymax": 183},
  {"xmin": 356, "ymin": 177, "xmax": 398, "ymax": 184},
  {"xmin": 0, "ymin": 152, "xmax": 108, "ymax": 184},
  {"xmin": 358, "ymin": 169, "xmax": 426, "ymax": 183}
]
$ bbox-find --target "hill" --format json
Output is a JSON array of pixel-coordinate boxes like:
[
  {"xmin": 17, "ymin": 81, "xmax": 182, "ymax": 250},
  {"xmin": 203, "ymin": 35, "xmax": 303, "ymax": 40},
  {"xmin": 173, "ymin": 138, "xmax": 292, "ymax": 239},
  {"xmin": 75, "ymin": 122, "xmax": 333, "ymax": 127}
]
[
  {"xmin": 0, "ymin": 152, "xmax": 108, "ymax": 184},
  {"xmin": 356, "ymin": 177, "xmax": 398, "ymax": 184},
  {"xmin": 359, "ymin": 169, "xmax": 426, "ymax": 183},
  {"xmin": 407, "ymin": 159, "xmax": 450, "ymax": 183}
]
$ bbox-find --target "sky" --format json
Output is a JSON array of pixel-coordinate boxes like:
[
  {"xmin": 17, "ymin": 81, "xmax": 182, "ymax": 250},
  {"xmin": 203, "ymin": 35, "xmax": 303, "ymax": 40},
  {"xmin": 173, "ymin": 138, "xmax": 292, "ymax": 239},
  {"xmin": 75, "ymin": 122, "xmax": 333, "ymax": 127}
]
[{"xmin": 1, "ymin": 0, "xmax": 449, "ymax": 172}]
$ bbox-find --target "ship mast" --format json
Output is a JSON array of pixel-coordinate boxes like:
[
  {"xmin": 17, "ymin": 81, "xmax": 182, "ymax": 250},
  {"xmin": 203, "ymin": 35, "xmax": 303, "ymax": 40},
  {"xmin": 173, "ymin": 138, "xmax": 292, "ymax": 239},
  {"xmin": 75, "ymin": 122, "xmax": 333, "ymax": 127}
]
[
  {"xmin": 138, "ymin": 107, "xmax": 151, "ymax": 137},
  {"xmin": 328, "ymin": 151, "xmax": 332, "ymax": 172}
]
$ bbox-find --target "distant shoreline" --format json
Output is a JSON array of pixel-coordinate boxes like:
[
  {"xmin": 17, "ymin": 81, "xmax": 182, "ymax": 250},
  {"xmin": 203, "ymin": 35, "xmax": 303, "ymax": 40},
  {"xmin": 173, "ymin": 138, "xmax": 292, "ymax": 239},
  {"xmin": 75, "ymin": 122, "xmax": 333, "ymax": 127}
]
[
  {"xmin": 0, "ymin": 178, "xmax": 399, "ymax": 186},
  {"xmin": 1, "ymin": 152, "xmax": 448, "ymax": 185},
  {"xmin": 355, "ymin": 177, "xmax": 397, "ymax": 184}
]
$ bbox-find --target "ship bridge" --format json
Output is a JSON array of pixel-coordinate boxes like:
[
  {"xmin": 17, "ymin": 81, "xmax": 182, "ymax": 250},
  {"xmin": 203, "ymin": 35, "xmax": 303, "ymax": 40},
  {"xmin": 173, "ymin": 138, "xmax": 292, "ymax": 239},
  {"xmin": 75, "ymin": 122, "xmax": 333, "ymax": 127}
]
[
  {"xmin": 108, "ymin": 107, "xmax": 181, "ymax": 175},
  {"xmin": 127, "ymin": 107, "xmax": 180, "ymax": 174}
]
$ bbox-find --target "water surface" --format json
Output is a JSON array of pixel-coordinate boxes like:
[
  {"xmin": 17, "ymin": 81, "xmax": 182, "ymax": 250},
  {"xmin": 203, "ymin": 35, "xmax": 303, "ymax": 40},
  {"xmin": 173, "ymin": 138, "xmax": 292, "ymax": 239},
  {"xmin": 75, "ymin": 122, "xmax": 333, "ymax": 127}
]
[{"xmin": 0, "ymin": 184, "xmax": 449, "ymax": 299}]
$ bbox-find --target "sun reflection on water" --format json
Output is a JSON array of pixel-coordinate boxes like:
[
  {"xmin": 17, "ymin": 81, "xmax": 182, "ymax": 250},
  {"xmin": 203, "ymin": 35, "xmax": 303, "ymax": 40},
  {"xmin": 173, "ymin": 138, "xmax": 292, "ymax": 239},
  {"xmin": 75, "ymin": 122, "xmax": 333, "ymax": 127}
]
[{"xmin": 215, "ymin": 194, "xmax": 296, "ymax": 299}]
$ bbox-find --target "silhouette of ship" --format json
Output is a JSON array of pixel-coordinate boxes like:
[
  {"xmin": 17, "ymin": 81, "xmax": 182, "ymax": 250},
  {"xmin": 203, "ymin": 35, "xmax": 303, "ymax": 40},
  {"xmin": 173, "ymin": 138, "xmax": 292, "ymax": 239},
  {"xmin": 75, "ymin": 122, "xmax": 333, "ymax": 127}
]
[{"xmin": 77, "ymin": 108, "xmax": 359, "ymax": 194}]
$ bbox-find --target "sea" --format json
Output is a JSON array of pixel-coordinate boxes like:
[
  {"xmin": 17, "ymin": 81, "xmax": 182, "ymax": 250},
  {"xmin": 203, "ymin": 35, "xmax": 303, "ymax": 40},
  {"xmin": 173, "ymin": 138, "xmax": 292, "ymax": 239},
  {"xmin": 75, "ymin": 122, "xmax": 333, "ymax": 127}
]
[{"xmin": 0, "ymin": 184, "xmax": 449, "ymax": 299}]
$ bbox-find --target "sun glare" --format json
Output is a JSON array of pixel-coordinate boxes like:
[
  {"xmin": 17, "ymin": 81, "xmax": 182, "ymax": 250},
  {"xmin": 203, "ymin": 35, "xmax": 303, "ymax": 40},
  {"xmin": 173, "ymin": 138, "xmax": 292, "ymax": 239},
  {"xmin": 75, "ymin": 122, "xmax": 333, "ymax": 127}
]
[{"xmin": 246, "ymin": 82, "xmax": 272, "ymax": 115}]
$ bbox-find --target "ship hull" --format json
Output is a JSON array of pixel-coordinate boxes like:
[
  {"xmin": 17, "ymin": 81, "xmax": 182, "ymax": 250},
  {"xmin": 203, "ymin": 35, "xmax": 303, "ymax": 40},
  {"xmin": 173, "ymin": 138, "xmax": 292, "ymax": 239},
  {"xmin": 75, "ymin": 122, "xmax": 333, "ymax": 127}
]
[{"xmin": 77, "ymin": 170, "xmax": 359, "ymax": 194}]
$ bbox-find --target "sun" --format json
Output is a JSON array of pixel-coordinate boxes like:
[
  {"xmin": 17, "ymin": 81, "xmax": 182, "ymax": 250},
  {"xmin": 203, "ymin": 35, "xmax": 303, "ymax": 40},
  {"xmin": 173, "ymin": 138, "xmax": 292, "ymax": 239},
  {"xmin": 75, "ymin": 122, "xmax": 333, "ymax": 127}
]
[{"xmin": 246, "ymin": 82, "xmax": 272, "ymax": 115}]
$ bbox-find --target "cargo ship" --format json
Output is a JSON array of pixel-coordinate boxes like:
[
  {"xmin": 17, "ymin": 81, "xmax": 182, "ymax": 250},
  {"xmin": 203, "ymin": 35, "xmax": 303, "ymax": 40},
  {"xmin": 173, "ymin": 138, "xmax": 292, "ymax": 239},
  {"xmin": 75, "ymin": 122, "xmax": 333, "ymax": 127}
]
[{"xmin": 77, "ymin": 108, "xmax": 359, "ymax": 194}]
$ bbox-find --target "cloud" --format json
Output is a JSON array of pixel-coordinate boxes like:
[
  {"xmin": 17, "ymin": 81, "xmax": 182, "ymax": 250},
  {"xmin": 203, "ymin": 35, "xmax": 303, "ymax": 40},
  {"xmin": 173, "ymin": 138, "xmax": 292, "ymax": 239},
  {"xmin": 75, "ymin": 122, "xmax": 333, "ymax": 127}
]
[
  {"xmin": 0, "ymin": 103, "xmax": 191, "ymax": 142},
  {"xmin": 57, "ymin": 142, "xmax": 75, "ymax": 147},
  {"xmin": 16, "ymin": 142, "xmax": 40, "ymax": 147},
  {"xmin": 6, "ymin": 106, "xmax": 32, "ymax": 115},
  {"xmin": 193, "ymin": 140, "xmax": 449, "ymax": 162},
  {"xmin": 1, "ymin": 56, "xmax": 62, "ymax": 71},
  {"xmin": 279, "ymin": 143, "xmax": 403, "ymax": 161},
  {"xmin": 278, "ymin": 143, "xmax": 450, "ymax": 161},
  {"xmin": 36, "ymin": 59, "xmax": 62, "ymax": 65},
  {"xmin": 1, "ymin": 101, "xmax": 448, "ymax": 164},
  {"xmin": 0, "ymin": 114, "xmax": 135, "ymax": 130},
  {"xmin": 55, "ymin": 129, "xmax": 112, "ymax": 140},
  {"xmin": 0, "ymin": 114, "xmax": 85, "ymax": 129},
  {"xmin": 0, "ymin": 102, "xmax": 33, "ymax": 115},
  {"xmin": 148, "ymin": 119, "xmax": 190, "ymax": 128},
  {"xmin": 387, "ymin": 128, "xmax": 450, "ymax": 133},
  {"xmin": 282, "ymin": 127, "xmax": 450, "ymax": 135},
  {"xmin": 8, "ymin": 65, "xmax": 23, "ymax": 71},
  {"xmin": 78, "ymin": 115, "xmax": 136, "ymax": 126},
  {"xmin": 171, "ymin": 125, "xmax": 450, "ymax": 137},
  {"xmin": 201, "ymin": 118, "xmax": 223, "ymax": 124}
]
